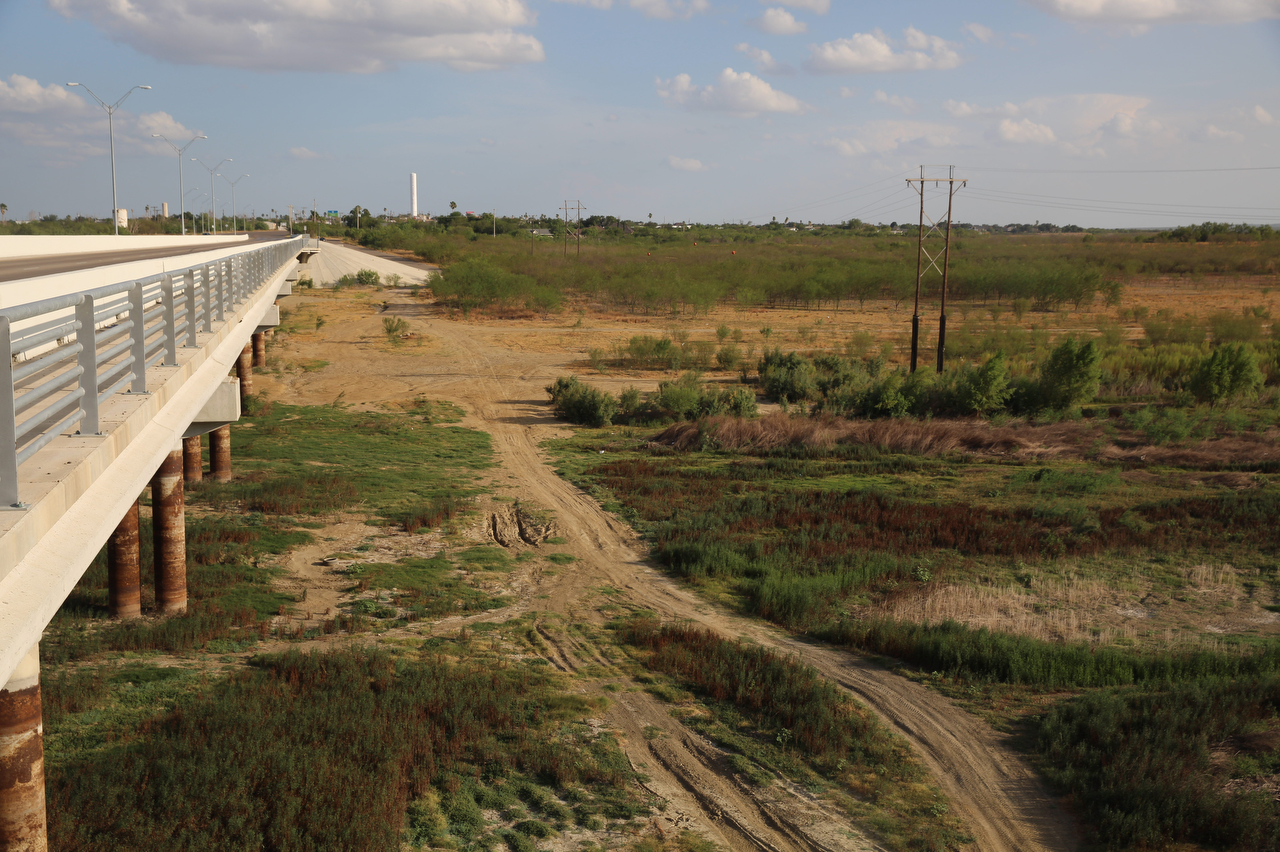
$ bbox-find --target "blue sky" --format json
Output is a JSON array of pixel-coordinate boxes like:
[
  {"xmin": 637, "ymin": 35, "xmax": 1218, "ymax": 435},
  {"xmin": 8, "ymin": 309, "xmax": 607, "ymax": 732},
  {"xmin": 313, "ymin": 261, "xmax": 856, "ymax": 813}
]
[{"xmin": 1, "ymin": 0, "xmax": 1278, "ymax": 227}]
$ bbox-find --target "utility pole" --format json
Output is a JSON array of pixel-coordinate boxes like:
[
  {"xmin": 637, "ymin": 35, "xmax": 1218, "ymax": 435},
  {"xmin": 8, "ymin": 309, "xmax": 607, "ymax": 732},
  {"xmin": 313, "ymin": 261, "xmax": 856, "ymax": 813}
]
[
  {"xmin": 561, "ymin": 201, "xmax": 571, "ymax": 258},
  {"xmin": 576, "ymin": 201, "xmax": 584, "ymax": 258},
  {"xmin": 905, "ymin": 166, "xmax": 965, "ymax": 373}
]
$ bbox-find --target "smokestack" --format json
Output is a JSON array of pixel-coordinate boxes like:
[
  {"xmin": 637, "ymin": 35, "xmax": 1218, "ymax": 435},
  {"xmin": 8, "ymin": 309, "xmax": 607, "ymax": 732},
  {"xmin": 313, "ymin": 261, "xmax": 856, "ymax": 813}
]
[{"xmin": 410, "ymin": 173, "xmax": 418, "ymax": 218}]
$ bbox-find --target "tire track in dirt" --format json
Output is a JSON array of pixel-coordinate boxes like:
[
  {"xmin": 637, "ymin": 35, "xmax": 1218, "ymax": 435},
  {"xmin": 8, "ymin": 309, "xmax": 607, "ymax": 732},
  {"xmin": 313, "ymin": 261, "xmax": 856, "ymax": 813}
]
[{"xmin": 264, "ymin": 249, "xmax": 1077, "ymax": 852}]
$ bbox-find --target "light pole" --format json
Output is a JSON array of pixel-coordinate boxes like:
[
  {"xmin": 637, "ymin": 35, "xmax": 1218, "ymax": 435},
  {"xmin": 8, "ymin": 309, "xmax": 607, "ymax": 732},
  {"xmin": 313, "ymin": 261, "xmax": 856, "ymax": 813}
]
[
  {"xmin": 218, "ymin": 173, "xmax": 249, "ymax": 235},
  {"xmin": 152, "ymin": 133, "xmax": 205, "ymax": 236},
  {"xmin": 192, "ymin": 157, "xmax": 231, "ymax": 235},
  {"xmin": 66, "ymin": 82, "xmax": 151, "ymax": 235}
]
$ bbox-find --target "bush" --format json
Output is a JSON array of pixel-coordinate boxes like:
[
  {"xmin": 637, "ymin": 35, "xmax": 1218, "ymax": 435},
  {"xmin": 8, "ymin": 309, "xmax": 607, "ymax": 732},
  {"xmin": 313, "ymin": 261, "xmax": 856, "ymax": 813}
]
[
  {"xmin": 1038, "ymin": 337, "xmax": 1100, "ymax": 410},
  {"xmin": 759, "ymin": 349, "xmax": 818, "ymax": 404},
  {"xmin": 955, "ymin": 352, "xmax": 1012, "ymax": 415},
  {"xmin": 545, "ymin": 376, "xmax": 618, "ymax": 427},
  {"xmin": 1190, "ymin": 344, "xmax": 1264, "ymax": 405},
  {"xmin": 356, "ymin": 268, "xmax": 380, "ymax": 287}
]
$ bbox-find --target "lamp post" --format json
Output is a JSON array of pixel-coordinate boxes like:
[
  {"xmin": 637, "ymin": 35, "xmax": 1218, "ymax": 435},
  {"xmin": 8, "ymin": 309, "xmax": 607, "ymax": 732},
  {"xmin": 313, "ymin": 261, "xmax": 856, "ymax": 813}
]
[
  {"xmin": 218, "ymin": 173, "xmax": 249, "ymax": 235},
  {"xmin": 192, "ymin": 157, "xmax": 231, "ymax": 235},
  {"xmin": 66, "ymin": 82, "xmax": 151, "ymax": 235},
  {"xmin": 152, "ymin": 133, "xmax": 206, "ymax": 236}
]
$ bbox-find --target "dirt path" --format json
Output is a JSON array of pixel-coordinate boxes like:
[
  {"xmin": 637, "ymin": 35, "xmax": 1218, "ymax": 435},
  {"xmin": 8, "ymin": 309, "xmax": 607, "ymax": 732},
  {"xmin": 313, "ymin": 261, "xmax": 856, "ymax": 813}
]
[{"xmin": 260, "ymin": 244, "xmax": 1079, "ymax": 852}]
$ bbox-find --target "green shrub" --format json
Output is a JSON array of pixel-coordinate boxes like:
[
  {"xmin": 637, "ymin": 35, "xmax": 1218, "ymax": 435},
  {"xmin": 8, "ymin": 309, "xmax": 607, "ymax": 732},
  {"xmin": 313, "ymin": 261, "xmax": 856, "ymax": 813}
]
[
  {"xmin": 545, "ymin": 376, "xmax": 618, "ymax": 427},
  {"xmin": 1038, "ymin": 337, "xmax": 1100, "ymax": 410},
  {"xmin": 1190, "ymin": 344, "xmax": 1264, "ymax": 405},
  {"xmin": 955, "ymin": 352, "xmax": 1012, "ymax": 415}
]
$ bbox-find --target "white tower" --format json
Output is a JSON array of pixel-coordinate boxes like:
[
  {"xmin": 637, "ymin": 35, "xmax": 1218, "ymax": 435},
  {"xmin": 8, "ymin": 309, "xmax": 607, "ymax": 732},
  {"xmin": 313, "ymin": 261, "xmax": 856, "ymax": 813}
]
[{"xmin": 410, "ymin": 173, "xmax": 418, "ymax": 218}]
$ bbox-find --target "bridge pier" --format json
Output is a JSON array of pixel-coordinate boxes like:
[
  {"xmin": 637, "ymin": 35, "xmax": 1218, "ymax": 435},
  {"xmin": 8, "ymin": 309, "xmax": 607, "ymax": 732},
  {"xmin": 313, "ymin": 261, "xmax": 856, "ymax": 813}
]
[
  {"xmin": 107, "ymin": 502, "xmax": 142, "ymax": 620},
  {"xmin": 182, "ymin": 435, "xmax": 203, "ymax": 484},
  {"xmin": 236, "ymin": 345, "xmax": 253, "ymax": 402},
  {"xmin": 251, "ymin": 332, "xmax": 266, "ymax": 368},
  {"xmin": 0, "ymin": 644, "xmax": 46, "ymax": 852},
  {"xmin": 209, "ymin": 425, "xmax": 232, "ymax": 482},
  {"xmin": 151, "ymin": 449, "xmax": 187, "ymax": 616}
]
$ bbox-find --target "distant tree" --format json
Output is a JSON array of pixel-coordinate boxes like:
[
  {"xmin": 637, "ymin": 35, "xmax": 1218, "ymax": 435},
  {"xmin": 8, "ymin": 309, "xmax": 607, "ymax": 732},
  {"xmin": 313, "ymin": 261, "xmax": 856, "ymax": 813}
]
[
  {"xmin": 1038, "ymin": 337, "xmax": 1100, "ymax": 410},
  {"xmin": 3, "ymin": 202, "xmax": 10, "ymax": 223},
  {"xmin": 343, "ymin": 206, "xmax": 372, "ymax": 228},
  {"xmin": 1189, "ymin": 344, "xmax": 1263, "ymax": 406},
  {"xmin": 449, "ymin": 201, "xmax": 457, "ymax": 212}
]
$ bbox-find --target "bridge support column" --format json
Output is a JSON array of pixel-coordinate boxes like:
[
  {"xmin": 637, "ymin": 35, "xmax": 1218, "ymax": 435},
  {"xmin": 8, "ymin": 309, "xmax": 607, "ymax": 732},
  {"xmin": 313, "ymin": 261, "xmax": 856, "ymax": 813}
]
[
  {"xmin": 236, "ymin": 345, "xmax": 253, "ymax": 402},
  {"xmin": 151, "ymin": 449, "xmax": 187, "ymax": 616},
  {"xmin": 0, "ymin": 644, "xmax": 46, "ymax": 852},
  {"xmin": 209, "ymin": 425, "xmax": 232, "ymax": 482},
  {"xmin": 107, "ymin": 501, "xmax": 142, "ymax": 620},
  {"xmin": 251, "ymin": 332, "xmax": 266, "ymax": 368},
  {"xmin": 182, "ymin": 435, "xmax": 203, "ymax": 484}
]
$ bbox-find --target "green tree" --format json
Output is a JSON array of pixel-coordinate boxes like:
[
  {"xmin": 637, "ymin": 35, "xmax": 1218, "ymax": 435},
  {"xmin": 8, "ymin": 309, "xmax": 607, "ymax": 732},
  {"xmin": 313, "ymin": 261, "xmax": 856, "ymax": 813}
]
[
  {"xmin": 957, "ymin": 352, "xmax": 1013, "ymax": 415},
  {"xmin": 0, "ymin": 203, "xmax": 7, "ymax": 223},
  {"xmin": 1189, "ymin": 344, "xmax": 1263, "ymax": 405},
  {"xmin": 1038, "ymin": 337, "xmax": 1100, "ymax": 409},
  {"xmin": 343, "ymin": 206, "xmax": 371, "ymax": 228}
]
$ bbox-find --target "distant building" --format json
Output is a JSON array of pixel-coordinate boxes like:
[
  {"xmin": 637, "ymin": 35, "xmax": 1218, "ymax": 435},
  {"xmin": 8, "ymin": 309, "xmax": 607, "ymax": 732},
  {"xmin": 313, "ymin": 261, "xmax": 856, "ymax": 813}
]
[{"xmin": 529, "ymin": 229, "xmax": 553, "ymax": 237}]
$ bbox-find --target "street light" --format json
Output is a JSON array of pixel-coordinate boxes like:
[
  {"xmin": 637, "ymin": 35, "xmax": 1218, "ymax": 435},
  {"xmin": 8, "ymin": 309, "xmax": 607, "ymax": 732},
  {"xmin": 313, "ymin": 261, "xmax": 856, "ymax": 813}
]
[
  {"xmin": 152, "ymin": 133, "xmax": 206, "ymax": 236},
  {"xmin": 218, "ymin": 173, "xmax": 249, "ymax": 235},
  {"xmin": 191, "ymin": 157, "xmax": 231, "ymax": 235},
  {"xmin": 66, "ymin": 82, "xmax": 151, "ymax": 235}
]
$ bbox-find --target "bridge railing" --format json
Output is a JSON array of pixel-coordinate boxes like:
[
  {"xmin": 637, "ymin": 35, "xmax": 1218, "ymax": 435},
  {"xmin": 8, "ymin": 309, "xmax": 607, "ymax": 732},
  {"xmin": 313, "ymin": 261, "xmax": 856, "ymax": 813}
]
[{"xmin": 0, "ymin": 237, "xmax": 303, "ymax": 507}]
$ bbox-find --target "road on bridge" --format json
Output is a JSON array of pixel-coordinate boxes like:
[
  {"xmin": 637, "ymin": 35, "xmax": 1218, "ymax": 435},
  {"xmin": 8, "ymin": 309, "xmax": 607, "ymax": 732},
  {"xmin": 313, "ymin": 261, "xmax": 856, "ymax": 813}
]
[{"xmin": 0, "ymin": 230, "xmax": 292, "ymax": 282}]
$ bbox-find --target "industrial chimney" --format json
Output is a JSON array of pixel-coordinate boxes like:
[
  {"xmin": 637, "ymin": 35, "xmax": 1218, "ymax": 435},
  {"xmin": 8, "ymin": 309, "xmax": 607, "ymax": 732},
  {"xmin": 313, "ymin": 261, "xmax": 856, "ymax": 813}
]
[{"xmin": 410, "ymin": 173, "xmax": 418, "ymax": 219}]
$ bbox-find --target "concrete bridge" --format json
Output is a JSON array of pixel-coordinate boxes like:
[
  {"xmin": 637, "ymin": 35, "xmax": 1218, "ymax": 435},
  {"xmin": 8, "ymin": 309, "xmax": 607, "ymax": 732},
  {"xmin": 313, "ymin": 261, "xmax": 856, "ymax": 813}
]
[{"xmin": 0, "ymin": 235, "xmax": 316, "ymax": 850}]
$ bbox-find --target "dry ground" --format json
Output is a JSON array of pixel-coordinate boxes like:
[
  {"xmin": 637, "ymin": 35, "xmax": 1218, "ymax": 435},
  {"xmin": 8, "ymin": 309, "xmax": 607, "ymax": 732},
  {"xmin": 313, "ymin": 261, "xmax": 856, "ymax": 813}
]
[{"xmin": 251, "ymin": 243, "xmax": 1086, "ymax": 852}]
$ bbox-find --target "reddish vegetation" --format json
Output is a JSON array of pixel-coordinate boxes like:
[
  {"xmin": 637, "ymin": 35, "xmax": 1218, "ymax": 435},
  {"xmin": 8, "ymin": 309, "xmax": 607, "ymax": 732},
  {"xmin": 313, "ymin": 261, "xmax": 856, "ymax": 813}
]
[{"xmin": 653, "ymin": 412, "xmax": 1280, "ymax": 469}]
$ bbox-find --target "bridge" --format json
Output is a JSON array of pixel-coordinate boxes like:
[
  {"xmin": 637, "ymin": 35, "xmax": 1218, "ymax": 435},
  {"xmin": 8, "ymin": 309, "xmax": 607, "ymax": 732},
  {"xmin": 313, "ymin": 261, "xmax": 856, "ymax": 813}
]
[{"xmin": 0, "ymin": 235, "xmax": 316, "ymax": 850}]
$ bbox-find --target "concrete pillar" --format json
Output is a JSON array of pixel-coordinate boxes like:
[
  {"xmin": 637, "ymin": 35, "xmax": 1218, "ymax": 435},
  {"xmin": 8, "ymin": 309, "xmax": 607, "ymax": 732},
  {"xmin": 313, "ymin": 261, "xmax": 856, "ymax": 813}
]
[
  {"xmin": 209, "ymin": 425, "xmax": 232, "ymax": 482},
  {"xmin": 251, "ymin": 332, "xmax": 266, "ymax": 368},
  {"xmin": 151, "ymin": 449, "xmax": 187, "ymax": 615},
  {"xmin": 236, "ymin": 345, "xmax": 253, "ymax": 402},
  {"xmin": 182, "ymin": 435, "xmax": 203, "ymax": 484},
  {"xmin": 107, "ymin": 501, "xmax": 142, "ymax": 620},
  {"xmin": 0, "ymin": 644, "xmax": 46, "ymax": 852}
]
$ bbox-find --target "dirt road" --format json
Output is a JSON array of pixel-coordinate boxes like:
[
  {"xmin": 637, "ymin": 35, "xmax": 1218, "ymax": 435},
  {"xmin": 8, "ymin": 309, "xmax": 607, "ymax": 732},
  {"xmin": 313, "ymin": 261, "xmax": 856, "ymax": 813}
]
[{"xmin": 260, "ymin": 244, "xmax": 1078, "ymax": 852}]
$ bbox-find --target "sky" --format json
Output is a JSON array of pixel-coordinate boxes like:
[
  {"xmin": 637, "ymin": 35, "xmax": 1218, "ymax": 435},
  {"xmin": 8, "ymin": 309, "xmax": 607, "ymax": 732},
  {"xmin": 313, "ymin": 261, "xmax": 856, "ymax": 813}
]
[{"xmin": 1, "ymin": 0, "xmax": 1278, "ymax": 228}]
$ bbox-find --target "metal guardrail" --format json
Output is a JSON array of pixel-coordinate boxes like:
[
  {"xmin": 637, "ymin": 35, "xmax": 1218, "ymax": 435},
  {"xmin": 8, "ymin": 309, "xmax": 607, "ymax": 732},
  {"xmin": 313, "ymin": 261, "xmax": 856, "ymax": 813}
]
[{"xmin": 0, "ymin": 237, "xmax": 304, "ymax": 507}]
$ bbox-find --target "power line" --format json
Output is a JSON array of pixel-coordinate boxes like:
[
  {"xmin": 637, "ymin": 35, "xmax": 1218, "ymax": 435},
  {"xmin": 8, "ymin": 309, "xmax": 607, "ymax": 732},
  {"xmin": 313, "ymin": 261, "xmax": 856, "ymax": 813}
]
[{"xmin": 958, "ymin": 165, "xmax": 1280, "ymax": 175}]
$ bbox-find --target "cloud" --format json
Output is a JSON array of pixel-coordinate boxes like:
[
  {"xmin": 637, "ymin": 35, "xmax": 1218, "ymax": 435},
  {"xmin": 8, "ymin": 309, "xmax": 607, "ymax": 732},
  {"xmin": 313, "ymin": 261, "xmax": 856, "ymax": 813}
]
[
  {"xmin": 825, "ymin": 119, "xmax": 958, "ymax": 156},
  {"xmin": 752, "ymin": 8, "xmax": 807, "ymax": 34},
  {"xmin": 668, "ymin": 155, "xmax": 707, "ymax": 172},
  {"xmin": 1023, "ymin": 0, "xmax": 1280, "ymax": 25},
  {"xmin": 0, "ymin": 74, "xmax": 88, "ymax": 113},
  {"xmin": 290, "ymin": 147, "xmax": 323, "ymax": 160},
  {"xmin": 766, "ymin": 0, "xmax": 829, "ymax": 12},
  {"xmin": 962, "ymin": 22, "xmax": 995, "ymax": 42},
  {"xmin": 48, "ymin": 0, "xmax": 545, "ymax": 73},
  {"xmin": 872, "ymin": 90, "xmax": 917, "ymax": 114},
  {"xmin": 839, "ymin": 86, "xmax": 858, "ymax": 98},
  {"xmin": 1204, "ymin": 124, "xmax": 1244, "ymax": 142},
  {"xmin": 0, "ymin": 75, "xmax": 204, "ymax": 164},
  {"xmin": 944, "ymin": 99, "xmax": 1019, "ymax": 118},
  {"xmin": 1255, "ymin": 105, "xmax": 1274, "ymax": 125},
  {"xmin": 998, "ymin": 117, "xmax": 1056, "ymax": 143},
  {"xmin": 628, "ymin": 0, "xmax": 710, "ymax": 19},
  {"xmin": 735, "ymin": 43, "xmax": 787, "ymax": 73},
  {"xmin": 548, "ymin": 0, "xmax": 614, "ymax": 7},
  {"xmin": 807, "ymin": 27, "xmax": 962, "ymax": 73},
  {"xmin": 656, "ymin": 68, "xmax": 809, "ymax": 116}
]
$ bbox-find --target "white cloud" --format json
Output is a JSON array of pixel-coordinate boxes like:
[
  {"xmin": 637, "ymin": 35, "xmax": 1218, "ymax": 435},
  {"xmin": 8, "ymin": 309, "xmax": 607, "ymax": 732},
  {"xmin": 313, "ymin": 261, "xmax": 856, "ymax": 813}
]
[
  {"xmin": 668, "ymin": 155, "xmax": 707, "ymax": 171},
  {"xmin": 1255, "ymin": 105, "xmax": 1274, "ymax": 125},
  {"xmin": 735, "ymin": 43, "xmax": 787, "ymax": 73},
  {"xmin": 1204, "ymin": 124, "xmax": 1245, "ymax": 142},
  {"xmin": 765, "ymin": 0, "xmax": 830, "ymax": 12},
  {"xmin": 290, "ymin": 147, "xmax": 323, "ymax": 160},
  {"xmin": 0, "ymin": 74, "xmax": 88, "ymax": 113},
  {"xmin": 807, "ymin": 27, "xmax": 962, "ymax": 73},
  {"xmin": 753, "ymin": 8, "xmax": 807, "ymax": 35},
  {"xmin": 872, "ymin": 90, "xmax": 917, "ymax": 114},
  {"xmin": 1023, "ymin": 0, "xmax": 1280, "ymax": 25},
  {"xmin": 944, "ymin": 99, "xmax": 1019, "ymax": 118},
  {"xmin": 656, "ymin": 68, "xmax": 809, "ymax": 116},
  {"xmin": 999, "ymin": 117, "xmax": 1056, "ymax": 143},
  {"xmin": 839, "ymin": 86, "xmax": 858, "ymax": 98},
  {"xmin": 48, "ymin": 0, "xmax": 545, "ymax": 73},
  {"xmin": 825, "ymin": 119, "xmax": 958, "ymax": 156},
  {"xmin": 962, "ymin": 22, "xmax": 996, "ymax": 42},
  {"xmin": 548, "ymin": 0, "xmax": 614, "ymax": 7},
  {"xmin": 628, "ymin": 0, "xmax": 710, "ymax": 20},
  {"xmin": 0, "ymin": 75, "xmax": 202, "ymax": 163}
]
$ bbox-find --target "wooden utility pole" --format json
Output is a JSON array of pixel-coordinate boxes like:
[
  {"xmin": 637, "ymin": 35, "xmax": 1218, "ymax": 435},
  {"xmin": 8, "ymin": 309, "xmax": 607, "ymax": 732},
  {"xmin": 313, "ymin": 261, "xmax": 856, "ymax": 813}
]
[
  {"xmin": 905, "ymin": 166, "xmax": 966, "ymax": 373},
  {"xmin": 561, "ymin": 200, "xmax": 571, "ymax": 258},
  {"xmin": 576, "ymin": 200, "xmax": 584, "ymax": 258}
]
